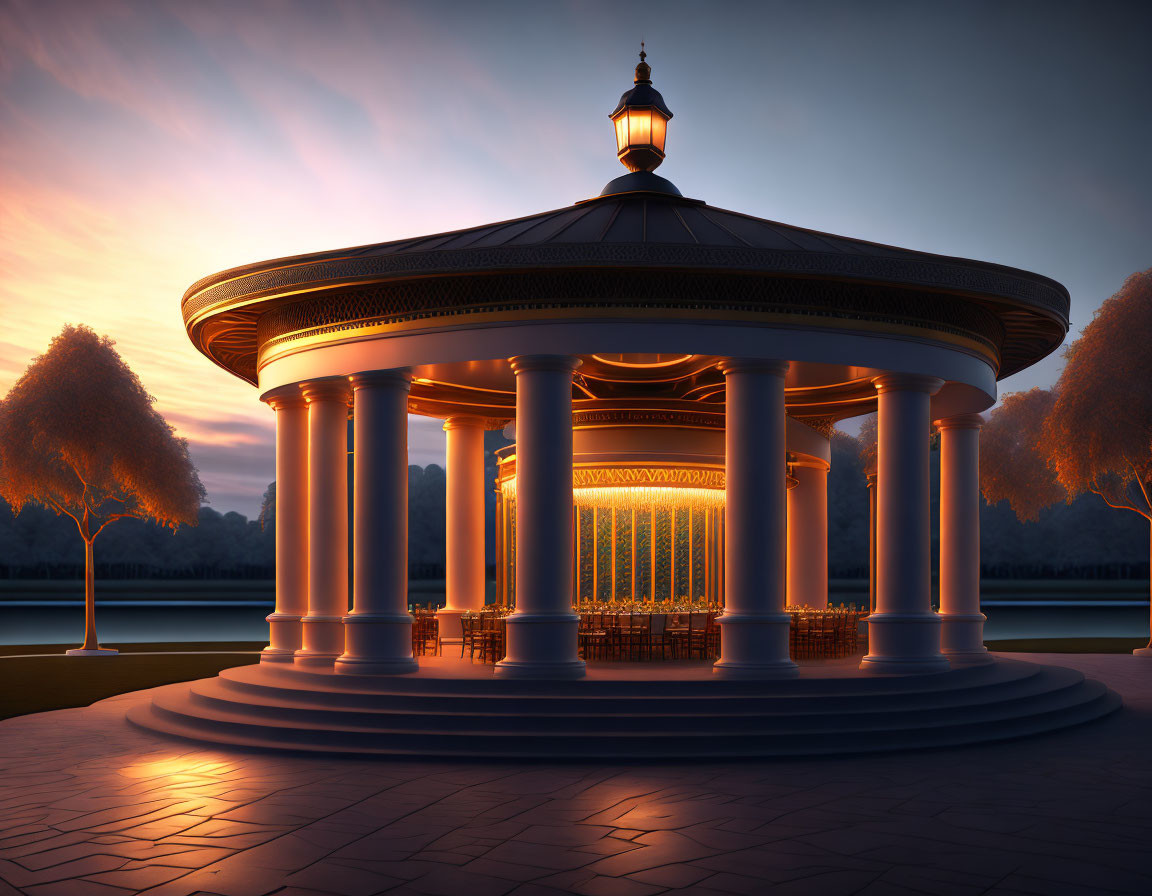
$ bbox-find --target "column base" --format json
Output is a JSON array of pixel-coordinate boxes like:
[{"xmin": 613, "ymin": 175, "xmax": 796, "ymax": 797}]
[
  {"xmin": 714, "ymin": 613, "xmax": 797, "ymax": 679},
  {"xmin": 262, "ymin": 612, "xmax": 303, "ymax": 663},
  {"xmin": 294, "ymin": 652, "xmax": 341, "ymax": 667},
  {"xmin": 496, "ymin": 612, "xmax": 585, "ymax": 679},
  {"xmin": 859, "ymin": 655, "xmax": 952, "ymax": 675},
  {"xmin": 65, "ymin": 648, "xmax": 118, "ymax": 656},
  {"xmin": 861, "ymin": 612, "xmax": 948, "ymax": 675},
  {"xmin": 260, "ymin": 647, "xmax": 297, "ymax": 663},
  {"xmin": 1133, "ymin": 646, "xmax": 1152, "ymax": 657},
  {"xmin": 942, "ymin": 649, "xmax": 993, "ymax": 666},
  {"xmin": 939, "ymin": 612, "xmax": 991, "ymax": 665},
  {"xmin": 334, "ymin": 656, "xmax": 418, "ymax": 675},
  {"xmin": 713, "ymin": 659, "xmax": 798, "ymax": 680},
  {"xmin": 335, "ymin": 613, "xmax": 416, "ymax": 675},
  {"xmin": 295, "ymin": 614, "xmax": 345, "ymax": 667},
  {"xmin": 493, "ymin": 659, "xmax": 587, "ymax": 680}
]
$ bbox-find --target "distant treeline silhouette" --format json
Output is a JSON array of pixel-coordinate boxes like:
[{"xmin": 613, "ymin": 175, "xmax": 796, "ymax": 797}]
[{"xmin": 1, "ymin": 437, "xmax": 1147, "ymax": 581}]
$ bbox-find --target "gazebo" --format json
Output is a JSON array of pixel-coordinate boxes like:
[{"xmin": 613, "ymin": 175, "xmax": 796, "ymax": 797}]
[{"xmin": 129, "ymin": 53, "xmax": 1118, "ymax": 757}]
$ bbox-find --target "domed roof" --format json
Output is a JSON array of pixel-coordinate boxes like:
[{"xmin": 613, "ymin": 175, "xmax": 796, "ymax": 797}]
[{"xmin": 183, "ymin": 186, "xmax": 1069, "ymax": 386}]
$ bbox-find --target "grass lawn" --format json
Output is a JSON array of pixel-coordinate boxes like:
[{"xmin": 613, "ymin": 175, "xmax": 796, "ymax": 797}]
[
  {"xmin": 0, "ymin": 638, "xmax": 1146, "ymax": 722},
  {"xmin": 0, "ymin": 642, "xmax": 261, "ymax": 722}
]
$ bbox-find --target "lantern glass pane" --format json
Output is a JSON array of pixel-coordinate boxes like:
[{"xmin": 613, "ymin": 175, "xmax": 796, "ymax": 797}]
[
  {"xmin": 614, "ymin": 115, "xmax": 628, "ymax": 154},
  {"xmin": 628, "ymin": 108, "xmax": 652, "ymax": 146},
  {"xmin": 651, "ymin": 113, "xmax": 667, "ymax": 153}
]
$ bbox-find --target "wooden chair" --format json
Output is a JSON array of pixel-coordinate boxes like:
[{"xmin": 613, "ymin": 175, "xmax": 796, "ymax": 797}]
[
  {"xmin": 794, "ymin": 614, "xmax": 811, "ymax": 659},
  {"xmin": 687, "ymin": 611, "xmax": 709, "ymax": 659},
  {"xmin": 649, "ymin": 613, "xmax": 669, "ymax": 660},
  {"xmin": 460, "ymin": 613, "xmax": 478, "ymax": 659},
  {"xmin": 625, "ymin": 613, "xmax": 651, "ymax": 661},
  {"xmin": 667, "ymin": 613, "xmax": 689, "ymax": 659},
  {"xmin": 704, "ymin": 613, "xmax": 720, "ymax": 659}
]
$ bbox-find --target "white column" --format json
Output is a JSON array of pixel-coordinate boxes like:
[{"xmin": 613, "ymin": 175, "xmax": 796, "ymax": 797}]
[
  {"xmin": 861, "ymin": 373, "xmax": 949, "ymax": 675},
  {"xmin": 937, "ymin": 413, "xmax": 991, "ymax": 665},
  {"xmin": 336, "ymin": 371, "xmax": 417, "ymax": 674},
  {"xmin": 439, "ymin": 416, "xmax": 487, "ymax": 642},
  {"xmin": 261, "ymin": 389, "xmax": 308, "ymax": 663},
  {"xmin": 495, "ymin": 355, "xmax": 585, "ymax": 679},
  {"xmin": 295, "ymin": 379, "xmax": 350, "ymax": 667},
  {"xmin": 866, "ymin": 472, "xmax": 877, "ymax": 614},
  {"xmin": 786, "ymin": 463, "xmax": 829, "ymax": 609},
  {"xmin": 714, "ymin": 359, "xmax": 797, "ymax": 679}
]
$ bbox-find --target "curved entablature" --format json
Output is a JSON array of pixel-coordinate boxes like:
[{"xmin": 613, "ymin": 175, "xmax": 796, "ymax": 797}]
[{"xmin": 182, "ymin": 191, "xmax": 1070, "ymax": 392}]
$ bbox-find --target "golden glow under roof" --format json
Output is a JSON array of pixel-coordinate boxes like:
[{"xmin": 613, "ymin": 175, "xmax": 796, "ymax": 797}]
[{"xmin": 502, "ymin": 478, "xmax": 725, "ymax": 510}]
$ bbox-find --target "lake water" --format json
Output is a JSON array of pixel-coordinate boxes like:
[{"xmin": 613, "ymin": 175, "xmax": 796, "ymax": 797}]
[{"xmin": 1, "ymin": 598, "xmax": 1147, "ymax": 645}]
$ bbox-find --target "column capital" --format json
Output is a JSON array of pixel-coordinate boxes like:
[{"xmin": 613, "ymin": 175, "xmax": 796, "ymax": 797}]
[
  {"xmin": 350, "ymin": 369, "xmax": 412, "ymax": 390},
  {"xmin": 300, "ymin": 378, "xmax": 352, "ymax": 403},
  {"xmin": 934, "ymin": 412, "xmax": 985, "ymax": 431},
  {"xmin": 871, "ymin": 373, "xmax": 944, "ymax": 395},
  {"xmin": 717, "ymin": 358, "xmax": 789, "ymax": 377},
  {"xmin": 443, "ymin": 415, "xmax": 486, "ymax": 432},
  {"xmin": 262, "ymin": 385, "xmax": 308, "ymax": 411},
  {"xmin": 509, "ymin": 355, "xmax": 582, "ymax": 375}
]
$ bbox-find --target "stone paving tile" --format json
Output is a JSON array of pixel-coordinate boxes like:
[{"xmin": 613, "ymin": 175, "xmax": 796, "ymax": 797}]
[
  {"xmin": 628, "ymin": 862, "xmax": 714, "ymax": 888},
  {"xmin": 572, "ymin": 838, "xmax": 640, "ymax": 857},
  {"xmin": 569, "ymin": 874, "xmax": 665, "ymax": 896},
  {"xmin": 0, "ymin": 654, "xmax": 1149, "ymax": 896}
]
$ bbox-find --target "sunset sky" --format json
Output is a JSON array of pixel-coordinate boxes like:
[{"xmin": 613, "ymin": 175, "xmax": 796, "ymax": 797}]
[{"xmin": 2, "ymin": 0, "xmax": 1150, "ymax": 518}]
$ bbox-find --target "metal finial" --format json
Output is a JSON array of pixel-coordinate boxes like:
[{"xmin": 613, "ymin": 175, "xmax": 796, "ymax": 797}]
[{"xmin": 634, "ymin": 41, "xmax": 651, "ymax": 83}]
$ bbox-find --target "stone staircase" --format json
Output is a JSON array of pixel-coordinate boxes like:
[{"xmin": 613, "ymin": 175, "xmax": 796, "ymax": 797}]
[{"xmin": 127, "ymin": 658, "xmax": 1120, "ymax": 758}]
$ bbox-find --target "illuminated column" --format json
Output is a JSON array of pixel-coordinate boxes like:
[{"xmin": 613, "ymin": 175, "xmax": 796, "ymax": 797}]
[
  {"xmin": 689, "ymin": 509, "xmax": 696, "ymax": 601},
  {"xmin": 866, "ymin": 472, "xmax": 877, "ymax": 614},
  {"xmin": 593, "ymin": 507, "xmax": 600, "ymax": 602},
  {"xmin": 495, "ymin": 490, "xmax": 506, "ymax": 607},
  {"xmin": 611, "ymin": 507, "xmax": 618, "ymax": 601},
  {"xmin": 261, "ymin": 389, "xmax": 308, "ymax": 663},
  {"xmin": 335, "ymin": 371, "xmax": 416, "ymax": 674},
  {"xmin": 573, "ymin": 506, "xmax": 579, "ymax": 606},
  {"xmin": 704, "ymin": 510, "xmax": 712, "ymax": 602},
  {"xmin": 495, "ymin": 356, "xmax": 585, "ymax": 679},
  {"xmin": 630, "ymin": 508, "xmax": 637, "ymax": 601},
  {"xmin": 650, "ymin": 507, "xmax": 657, "ymax": 601},
  {"xmin": 861, "ymin": 373, "xmax": 949, "ymax": 674},
  {"xmin": 714, "ymin": 359, "xmax": 797, "ymax": 678},
  {"xmin": 937, "ymin": 414, "xmax": 991, "ymax": 665},
  {"xmin": 439, "ymin": 416, "xmax": 486, "ymax": 642},
  {"xmin": 296, "ymin": 379, "xmax": 350, "ymax": 667},
  {"xmin": 786, "ymin": 463, "xmax": 829, "ymax": 609}
]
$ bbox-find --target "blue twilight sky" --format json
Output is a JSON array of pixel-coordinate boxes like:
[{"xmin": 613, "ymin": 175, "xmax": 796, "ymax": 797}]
[{"xmin": 1, "ymin": 0, "xmax": 1149, "ymax": 517}]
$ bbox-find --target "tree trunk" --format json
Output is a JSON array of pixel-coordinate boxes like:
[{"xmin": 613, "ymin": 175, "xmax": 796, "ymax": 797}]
[
  {"xmin": 1145, "ymin": 519, "xmax": 1152, "ymax": 652},
  {"xmin": 81, "ymin": 538, "xmax": 99, "ymax": 651}
]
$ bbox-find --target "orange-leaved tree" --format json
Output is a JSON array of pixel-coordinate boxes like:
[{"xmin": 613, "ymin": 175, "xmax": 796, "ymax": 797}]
[
  {"xmin": 1044, "ymin": 269, "xmax": 1152, "ymax": 654},
  {"xmin": 980, "ymin": 388, "xmax": 1068, "ymax": 522},
  {"xmin": 0, "ymin": 326, "xmax": 206, "ymax": 654},
  {"xmin": 857, "ymin": 413, "xmax": 877, "ymax": 476}
]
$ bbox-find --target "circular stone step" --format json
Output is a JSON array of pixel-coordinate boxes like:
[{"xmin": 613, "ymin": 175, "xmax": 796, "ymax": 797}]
[{"xmin": 125, "ymin": 658, "xmax": 1120, "ymax": 759}]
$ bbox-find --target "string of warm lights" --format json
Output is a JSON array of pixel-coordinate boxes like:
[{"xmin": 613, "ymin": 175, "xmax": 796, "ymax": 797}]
[{"xmin": 500, "ymin": 479, "xmax": 725, "ymax": 511}]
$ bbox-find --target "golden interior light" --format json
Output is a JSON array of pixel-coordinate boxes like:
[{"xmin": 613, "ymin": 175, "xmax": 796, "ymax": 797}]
[
  {"xmin": 501, "ymin": 477, "xmax": 724, "ymax": 511},
  {"xmin": 628, "ymin": 108, "xmax": 652, "ymax": 146},
  {"xmin": 574, "ymin": 485, "xmax": 724, "ymax": 511},
  {"xmin": 612, "ymin": 107, "xmax": 670, "ymax": 172},
  {"xmin": 650, "ymin": 112, "xmax": 666, "ymax": 153},
  {"xmin": 591, "ymin": 353, "xmax": 694, "ymax": 368}
]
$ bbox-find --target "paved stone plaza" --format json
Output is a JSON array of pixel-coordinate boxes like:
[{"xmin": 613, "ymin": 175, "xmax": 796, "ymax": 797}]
[{"xmin": 1, "ymin": 653, "xmax": 1149, "ymax": 896}]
